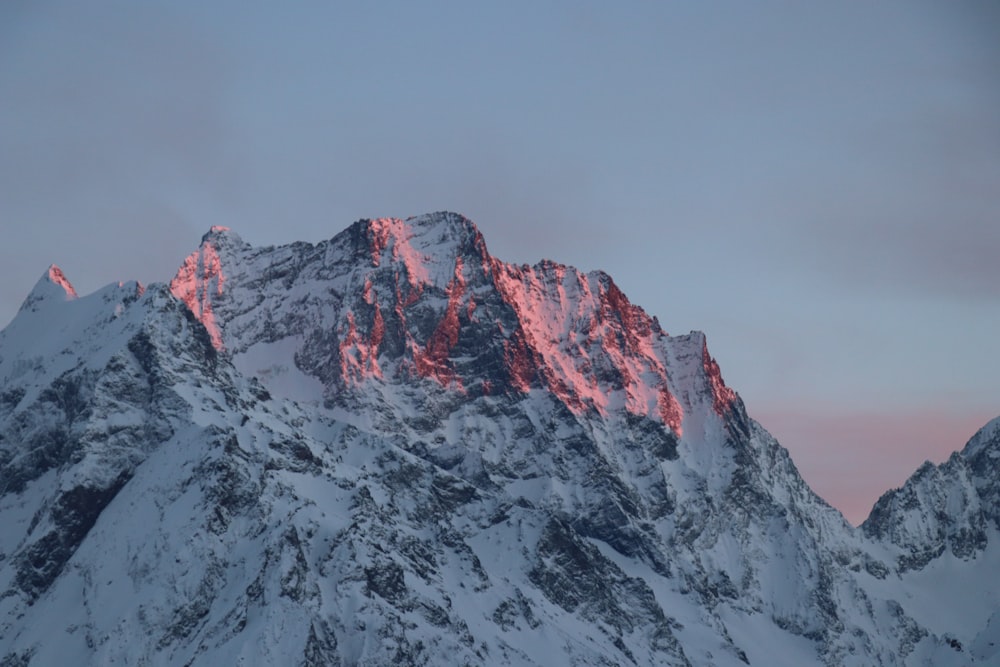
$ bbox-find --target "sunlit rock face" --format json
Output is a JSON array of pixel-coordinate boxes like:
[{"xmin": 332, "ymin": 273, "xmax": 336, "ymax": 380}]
[
  {"xmin": 168, "ymin": 214, "xmax": 707, "ymax": 429},
  {"xmin": 1, "ymin": 212, "xmax": 997, "ymax": 666}
]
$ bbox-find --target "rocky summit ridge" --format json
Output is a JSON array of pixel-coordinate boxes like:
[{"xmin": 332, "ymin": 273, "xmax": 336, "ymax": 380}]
[{"xmin": 0, "ymin": 212, "xmax": 997, "ymax": 666}]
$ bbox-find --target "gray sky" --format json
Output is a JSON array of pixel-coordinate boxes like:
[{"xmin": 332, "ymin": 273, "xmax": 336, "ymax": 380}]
[{"xmin": 2, "ymin": 1, "xmax": 998, "ymax": 523}]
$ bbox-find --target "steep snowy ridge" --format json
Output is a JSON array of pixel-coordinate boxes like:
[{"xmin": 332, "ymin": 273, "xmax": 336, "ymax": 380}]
[
  {"xmin": 856, "ymin": 419, "xmax": 1000, "ymax": 665},
  {"xmin": 1, "ymin": 212, "xmax": 997, "ymax": 666},
  {"xmin": 864, "ymin": 417, "xmax": 1000, "ymax": 570},
  {"xmin": 15, "ymin": 265, "xmax": 79, "ymax": 316},
  {"xmin": 0, "ymin": 281, "xmax": 204, "ymax": 614}
]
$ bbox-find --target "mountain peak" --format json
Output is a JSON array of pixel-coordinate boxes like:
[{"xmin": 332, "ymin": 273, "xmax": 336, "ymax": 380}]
[
  {"xmin": 406, "ymin": 210, "xmax": 482, "ymax": 236},
  {"xmin": 16, "ymin": 264, "xmax": 78, "ymax": 314},
  {"xmin": 359, "ymin": 212, "xmax": 489, "ymax": 276},
  {"xmin": 170, "ymin": 231, "xmax": 236, "ymax": 351},
  {"xmin": 166, "ymin": 214, "xmax": 712, "ymax": 434},
  {"xmin": 963, "ymin": 415, "xmax": 1000, "ymax": 460},
  {"xmin": 45, "ymin": 264, "xmax": 77, "ymax": 299},
  {"xmin": 199, "ymin": 225, "xmax": 244, "ymax": 248}
]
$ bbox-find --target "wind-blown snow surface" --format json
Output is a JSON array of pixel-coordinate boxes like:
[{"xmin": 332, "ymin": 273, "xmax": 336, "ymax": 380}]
[{"xmin": 1, "ymin": 213, "xmax": 997, "ymax": 666}]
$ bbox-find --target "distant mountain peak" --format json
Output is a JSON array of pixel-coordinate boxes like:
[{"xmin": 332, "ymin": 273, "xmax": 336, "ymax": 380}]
[
  {"xmin": 16, "ymin": 264, "xmax": 79, "ymax": 314},
  {"xmin": 964, "ymin": 415, "xmax": 1000, "ymax": 460}
]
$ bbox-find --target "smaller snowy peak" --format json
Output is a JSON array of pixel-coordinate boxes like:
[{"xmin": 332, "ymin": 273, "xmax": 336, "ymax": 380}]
[
  {"xmin": 0, "ymin": 275, "xmax": 156, "ymax": 396},
  {"xmin": 963, "ymin": 415, "xmax": 1000, "ymax": 460},
  {"xmin": 16, "ymin": 264, "xmax": 79, "ymax": 314},
  {"xmin": 962, "ymin": 414, "xmax": 1000, "ymax": 521},
  {"xmin": 861, "ymin": 415, "xmax": 1000, "ymax": 570}
]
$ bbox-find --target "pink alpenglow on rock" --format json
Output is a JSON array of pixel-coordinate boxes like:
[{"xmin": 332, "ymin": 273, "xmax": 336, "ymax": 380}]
[
  {"xmin": 413, "ymin": 256, "xmax": 468, "ymax": 389},
  {"xmin": 367, "ymin": 217, "xmax": 431, "ymax": 286},
  {"xmin": 163, "ymin": 215, "xmax": 698, "ymax": 438},
  {"xmin": 47, "ymin": 265, "xmax": 78, "ymax": 299},
  {"xmin": 339, "ymin": 309, "xmax": 385, "ymax": 384},
  {"xmin": 702, "ymin": 338, "xmax": 737, "ymax": 417},
  {"xmin": 169, "ymin": 239, "xmax": 226, "ymax": 351},
  {"xmin": 490, "ymin": 257, "xmax": 685, "ymax": 435}
]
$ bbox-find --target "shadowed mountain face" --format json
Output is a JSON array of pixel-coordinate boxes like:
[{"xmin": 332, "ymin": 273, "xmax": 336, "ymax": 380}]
[{"xmin": 1, "ymin": 212, "xmax": 997, "ymax": 666}]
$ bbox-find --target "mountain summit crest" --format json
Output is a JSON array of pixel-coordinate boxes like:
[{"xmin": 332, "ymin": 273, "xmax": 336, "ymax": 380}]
[
  {"xmin": 169, "ymin": 213, "xmax": 708, "ymax": 434},
  {"xmin": 16, "ymin": 264, "xmax": 78, "ymax": 314},
  {"xmin": 1, "ymin": 212, "xmax": 997, "ymax": 666}
]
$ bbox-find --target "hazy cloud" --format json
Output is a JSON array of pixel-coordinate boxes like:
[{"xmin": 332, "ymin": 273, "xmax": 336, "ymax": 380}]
[{"xmin": 766, "ymin": 4, "xmax": 1000, "ymax": 300}]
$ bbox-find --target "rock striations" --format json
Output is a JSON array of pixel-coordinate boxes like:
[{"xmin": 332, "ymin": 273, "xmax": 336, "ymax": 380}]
[{"xmin": 0, "ymin": 212, "xmax": 997, "ymax": 666}]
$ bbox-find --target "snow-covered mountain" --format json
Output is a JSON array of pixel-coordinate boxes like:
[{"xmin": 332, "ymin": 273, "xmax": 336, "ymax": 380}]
[{"xmin": 1, "ymin": 212, "xmax": 996, "ymax": 666}]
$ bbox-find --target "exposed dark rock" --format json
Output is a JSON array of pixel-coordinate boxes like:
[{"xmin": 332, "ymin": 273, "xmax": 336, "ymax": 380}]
[{"xmin": 15, "ymin": 469, "xmax": 132, "ymax": 601}]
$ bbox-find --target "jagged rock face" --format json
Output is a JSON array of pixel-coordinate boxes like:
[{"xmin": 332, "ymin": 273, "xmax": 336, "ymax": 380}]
[
  {"xmin": 0, "ymin": 278, "xmax": 246, "ymax": 607},
  {"xmin": 863, "ymin": 418, "xmax": 1000, "ymax": 569},
  {"xmin": 1, "ymin": 212, "xmax": 998, "ymax": 666},
  {"xmin": 169, "ymin": 215, "xmax": 701, "ymax": 430}
]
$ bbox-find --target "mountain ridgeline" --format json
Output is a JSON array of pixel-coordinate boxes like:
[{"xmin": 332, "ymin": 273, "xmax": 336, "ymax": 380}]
[{"xmin": 1, "ymin": 212, "xmax": 997, "ymax": 666}]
